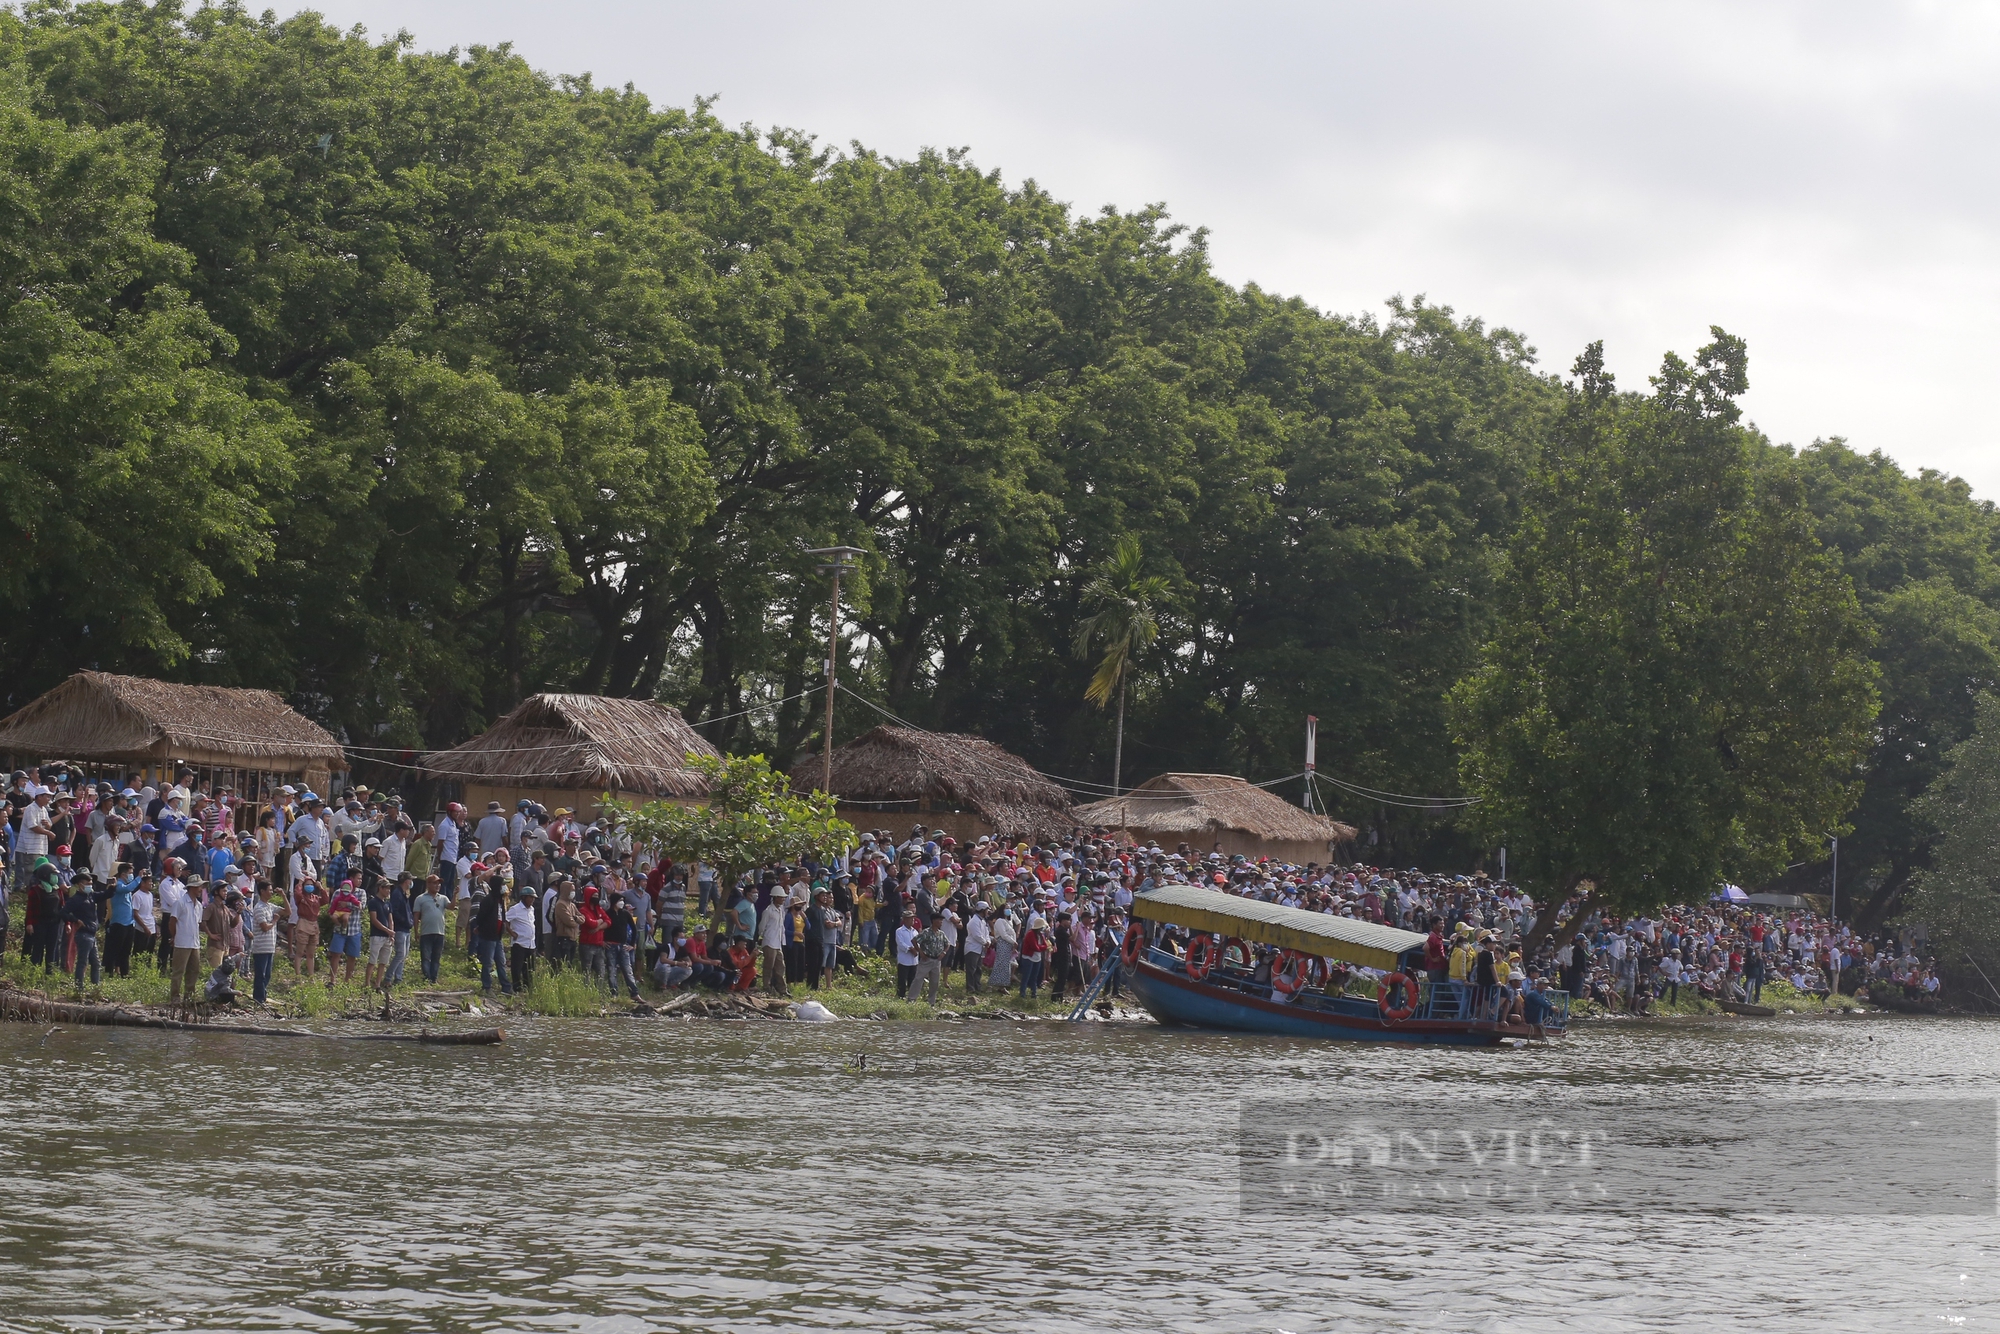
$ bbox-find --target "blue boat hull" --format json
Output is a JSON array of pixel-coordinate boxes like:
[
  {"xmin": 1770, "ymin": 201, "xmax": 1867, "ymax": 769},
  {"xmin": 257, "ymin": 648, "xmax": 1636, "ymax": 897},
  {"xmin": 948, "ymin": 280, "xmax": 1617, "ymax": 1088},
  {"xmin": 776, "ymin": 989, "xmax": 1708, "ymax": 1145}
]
[{"xmin": 1127, "ymin": 958, "xmax": 1524, "ymax": 1046}]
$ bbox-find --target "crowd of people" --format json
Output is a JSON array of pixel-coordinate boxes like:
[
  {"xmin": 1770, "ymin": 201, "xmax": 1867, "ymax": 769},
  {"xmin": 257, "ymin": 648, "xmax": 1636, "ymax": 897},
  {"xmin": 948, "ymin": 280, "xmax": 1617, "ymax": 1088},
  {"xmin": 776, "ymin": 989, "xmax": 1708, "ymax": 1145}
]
[{"xmin": 0, "ymin": 762, "xmax": 1946, "ymax": 1019}]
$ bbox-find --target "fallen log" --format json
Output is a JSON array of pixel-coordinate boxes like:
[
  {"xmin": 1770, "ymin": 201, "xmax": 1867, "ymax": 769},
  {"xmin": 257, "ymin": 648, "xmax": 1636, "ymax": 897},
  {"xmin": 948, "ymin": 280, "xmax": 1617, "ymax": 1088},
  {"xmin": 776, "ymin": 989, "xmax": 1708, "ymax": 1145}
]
[{"xmin": 0, "ymin": 988, "xmax": 503, "ymax": 1044}]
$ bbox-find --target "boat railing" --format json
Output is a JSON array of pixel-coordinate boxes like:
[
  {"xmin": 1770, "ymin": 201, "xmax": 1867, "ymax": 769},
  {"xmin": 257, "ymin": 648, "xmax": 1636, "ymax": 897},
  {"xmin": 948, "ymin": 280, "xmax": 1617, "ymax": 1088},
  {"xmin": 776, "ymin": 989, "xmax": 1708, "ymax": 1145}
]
[{"xmin": 1147, "ymin": 946, "xmax": 1570, "ymax": 1031}]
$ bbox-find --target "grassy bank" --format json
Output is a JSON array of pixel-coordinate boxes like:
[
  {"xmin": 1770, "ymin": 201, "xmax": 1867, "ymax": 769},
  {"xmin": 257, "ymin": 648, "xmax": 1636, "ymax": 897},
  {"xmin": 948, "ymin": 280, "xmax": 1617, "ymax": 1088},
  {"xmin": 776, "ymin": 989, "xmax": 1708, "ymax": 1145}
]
[
  {"xmin": 0, "ymin": 903, "xmax": 1094, "ymax": 1021},
  {"xmin": 1570, "ymin": 980, "xmax": 1868, "ymax": 1019}
]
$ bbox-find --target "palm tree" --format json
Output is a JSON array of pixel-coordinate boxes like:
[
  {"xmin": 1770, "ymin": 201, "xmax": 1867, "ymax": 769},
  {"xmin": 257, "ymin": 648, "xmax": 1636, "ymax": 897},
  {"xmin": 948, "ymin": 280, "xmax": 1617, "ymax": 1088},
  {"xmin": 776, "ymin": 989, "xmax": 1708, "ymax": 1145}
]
[{"xmin": 1072, "ymin": 536, "xmax": 1169, "ymax": 796}]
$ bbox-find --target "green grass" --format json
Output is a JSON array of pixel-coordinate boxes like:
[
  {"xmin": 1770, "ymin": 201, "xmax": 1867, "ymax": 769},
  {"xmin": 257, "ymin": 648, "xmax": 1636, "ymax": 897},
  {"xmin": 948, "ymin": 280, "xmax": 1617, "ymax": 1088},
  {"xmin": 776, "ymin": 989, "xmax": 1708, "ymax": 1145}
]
[
  {"xmin": 801, "ymin": 948, "xmax": 1087, "ymax": 1020},
  {"xmin": 519, "ymin": 965, "xmax": 615, "ymax": 1016},
  {"xmin": 1568, "ymin": 979, "xmax": 1866, "ymax": 1018},
  {"xmin": 1, "ymin": 900, "xmax": 1093, "ymax": 1022}
]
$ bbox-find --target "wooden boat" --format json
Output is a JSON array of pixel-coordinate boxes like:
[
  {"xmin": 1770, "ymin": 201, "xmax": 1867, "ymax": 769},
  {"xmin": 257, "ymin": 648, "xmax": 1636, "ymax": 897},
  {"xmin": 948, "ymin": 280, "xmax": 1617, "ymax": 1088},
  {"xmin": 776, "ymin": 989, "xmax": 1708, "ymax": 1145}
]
[
  {"xmin": 1122, "ymin": 885, "xmax": 1568, "ymax": 1046},
  {"xmin": 1719, "ymin": 1000, "xmax": 1777, "ymax": 1017}
]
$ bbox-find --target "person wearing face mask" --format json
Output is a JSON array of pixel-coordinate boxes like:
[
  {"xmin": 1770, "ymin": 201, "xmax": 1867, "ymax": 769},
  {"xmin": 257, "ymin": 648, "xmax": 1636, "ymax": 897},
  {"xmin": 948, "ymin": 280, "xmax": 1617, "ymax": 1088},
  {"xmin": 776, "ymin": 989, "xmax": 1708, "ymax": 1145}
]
[{"xmin": 548, "ymin": 882, "xmax": 581, "ymax": 969}]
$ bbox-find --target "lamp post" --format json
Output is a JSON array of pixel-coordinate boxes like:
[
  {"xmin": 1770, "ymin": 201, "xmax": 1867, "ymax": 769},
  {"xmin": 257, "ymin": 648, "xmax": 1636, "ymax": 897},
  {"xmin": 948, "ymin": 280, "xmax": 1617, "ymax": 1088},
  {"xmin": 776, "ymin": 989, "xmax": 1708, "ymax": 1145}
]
[{"xmin": 805, "ymin": 546, "xmax": 864, "ymax": 794}]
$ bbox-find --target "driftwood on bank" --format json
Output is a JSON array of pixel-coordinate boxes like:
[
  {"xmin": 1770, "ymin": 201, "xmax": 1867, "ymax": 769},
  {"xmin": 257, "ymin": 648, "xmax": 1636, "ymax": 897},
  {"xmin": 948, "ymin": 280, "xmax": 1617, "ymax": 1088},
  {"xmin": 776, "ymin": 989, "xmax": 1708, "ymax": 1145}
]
[{"xmin": 0, "ymin": 987, "xmax": 504, "ymax": 1044}]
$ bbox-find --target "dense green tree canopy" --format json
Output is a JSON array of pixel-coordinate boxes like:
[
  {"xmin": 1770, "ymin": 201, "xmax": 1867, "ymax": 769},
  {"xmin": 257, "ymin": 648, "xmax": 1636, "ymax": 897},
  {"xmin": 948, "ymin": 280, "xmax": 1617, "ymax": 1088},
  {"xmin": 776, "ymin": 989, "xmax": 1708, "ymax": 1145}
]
[
  {"xmin": 1902, "ymin": 692, "xmax": 2000, "ymax": 987},
  {"xmin": 1449, "ymin": 337, "xmax": 1879, "ymax": 928},
  {"xmin": 2, "ymin": 2, "xmax": 1997, "ymax": 917}
]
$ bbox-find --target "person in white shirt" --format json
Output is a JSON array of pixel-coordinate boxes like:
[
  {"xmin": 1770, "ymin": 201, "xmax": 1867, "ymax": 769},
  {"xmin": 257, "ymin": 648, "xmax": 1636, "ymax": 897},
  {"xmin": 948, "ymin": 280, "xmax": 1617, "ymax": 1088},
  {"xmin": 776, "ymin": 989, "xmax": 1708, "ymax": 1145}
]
[
  {"xmin": 1073, "ymin": 910, "xmax": 1099, "ymax": 985},
  {"xmin": 291, "ymin": 805, "xmax": 326, "ymax": 863},
  {"xmin": 962, "ymin": 904, "xmax": 992, "ymax": 993},
  {"xmin": 16, "ymin": 791, "xmax": 53, "ymax": 882},
  {"xmin": 90, "ymin": 819, "xmax": 122, "ymax": 882},
  {"xmin": 287, "ymin": 833, "xmax": 317, "ymax": 894},
  {"xmin": 131, "ymin": 877, "xmax": 158, "ymax": 957},
  {"xmin": 503, "ymin": 887, "xmax": 538, "ymax": 993},
  {"xmin": 759, "ymin": 892, "xmax": 790, "ymax": 997},
  {"xmin": 247, "ymin": 884, "xmax": 282, "ymax": 1004},
  {"xmin": 379, "ymin": 827, "xmax": 407, "ymax": 881},
  {"xmin": 158, "ymin": 874, "xmax": 206, "ymax": 1002},
  {"xmin": 331, "ymin": 799, "xmax": 375, "ymax": 847},
  {"xmin": 893, "ymin": 906, "xmax": 921, "ymax": 999}
]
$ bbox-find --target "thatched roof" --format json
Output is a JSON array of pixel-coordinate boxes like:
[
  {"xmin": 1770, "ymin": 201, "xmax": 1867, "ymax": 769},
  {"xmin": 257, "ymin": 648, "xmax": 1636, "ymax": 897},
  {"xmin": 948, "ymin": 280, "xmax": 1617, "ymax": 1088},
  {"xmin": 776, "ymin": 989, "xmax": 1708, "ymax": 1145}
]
[
  {"xmin": 1073, "ymin": 773, "xmax": 1355, "ymax": 845},
  {"xmin": 422, "ymin": 694, "xmax": 718, "ymax": 798},
  {"xmin": 802, "ymin": 724, "xmax": 1076, "ymax": 840},
  {"xmin": 0, "ymin": 671, "xmax": 345, "ymax": 767}
]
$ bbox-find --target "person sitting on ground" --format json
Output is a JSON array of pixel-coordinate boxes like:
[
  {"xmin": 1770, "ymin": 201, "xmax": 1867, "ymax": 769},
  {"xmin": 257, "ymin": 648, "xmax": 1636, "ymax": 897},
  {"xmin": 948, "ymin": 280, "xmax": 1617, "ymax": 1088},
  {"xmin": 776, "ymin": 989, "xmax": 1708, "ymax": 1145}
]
[
  {"xmin": 652, "ymin": 932, "xmax": 694, "ymax": 990},
  {"xmin": 202, "ymin": 956, "xmax": 240, "ymax": 1006}
]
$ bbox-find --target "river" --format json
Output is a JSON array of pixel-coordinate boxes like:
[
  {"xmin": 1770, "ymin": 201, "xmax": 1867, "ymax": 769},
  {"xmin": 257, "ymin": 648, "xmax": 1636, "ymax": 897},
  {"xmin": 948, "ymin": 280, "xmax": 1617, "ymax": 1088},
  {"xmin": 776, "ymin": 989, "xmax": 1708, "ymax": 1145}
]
[{"xmin": 0, "ymin": 1013, "xmax": 1994, "ymax": 1333}]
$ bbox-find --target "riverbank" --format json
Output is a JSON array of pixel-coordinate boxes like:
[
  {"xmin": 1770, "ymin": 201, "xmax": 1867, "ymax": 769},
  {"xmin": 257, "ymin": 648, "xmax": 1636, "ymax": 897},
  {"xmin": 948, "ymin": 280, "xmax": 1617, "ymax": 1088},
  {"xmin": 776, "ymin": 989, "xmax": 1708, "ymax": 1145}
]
[
  {"xmin": 1564, "ymin": 980, "xmax": 1982, "ymax": 1020},
  {"xmin": 0, "ymin": 907, "xmax": 1114, "ymax": 1023}
]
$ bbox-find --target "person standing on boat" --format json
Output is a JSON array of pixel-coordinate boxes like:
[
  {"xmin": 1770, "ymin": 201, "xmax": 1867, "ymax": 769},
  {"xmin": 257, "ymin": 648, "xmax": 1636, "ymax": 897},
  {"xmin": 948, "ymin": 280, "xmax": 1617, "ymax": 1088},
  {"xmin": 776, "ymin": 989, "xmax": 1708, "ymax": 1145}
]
[
  {"xmin": 1423, "ymin": 918, "xmax": 1448, "ymax": 990},
  {"xmin": 1472, "ymin": 932, "xmax": 1500, "ymax": 1015}
]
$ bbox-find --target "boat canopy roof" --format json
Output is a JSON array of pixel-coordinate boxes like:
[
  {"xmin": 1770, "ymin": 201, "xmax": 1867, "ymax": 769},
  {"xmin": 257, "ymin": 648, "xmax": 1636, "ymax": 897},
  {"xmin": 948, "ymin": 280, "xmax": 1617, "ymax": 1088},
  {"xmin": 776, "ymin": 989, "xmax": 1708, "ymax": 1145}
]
[{"xmin": 1132, "ymin": 884, "xmax": 1427, "ymax": 972}]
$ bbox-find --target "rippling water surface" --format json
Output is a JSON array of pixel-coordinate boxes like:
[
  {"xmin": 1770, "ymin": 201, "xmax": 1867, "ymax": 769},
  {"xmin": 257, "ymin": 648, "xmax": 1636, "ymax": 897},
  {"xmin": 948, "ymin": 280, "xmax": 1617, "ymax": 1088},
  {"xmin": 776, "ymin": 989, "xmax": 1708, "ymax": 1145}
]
[{"xmin": 0, "ymin": 1012, "xmax": 1995, "ymax": 1333}]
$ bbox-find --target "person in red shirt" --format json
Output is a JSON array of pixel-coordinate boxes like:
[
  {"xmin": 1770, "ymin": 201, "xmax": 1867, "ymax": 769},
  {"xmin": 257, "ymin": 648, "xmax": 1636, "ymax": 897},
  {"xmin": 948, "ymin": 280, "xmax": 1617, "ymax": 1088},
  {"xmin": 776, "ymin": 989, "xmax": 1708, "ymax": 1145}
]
[
  {"xmin": 327, "ymin": 880, "xmax": 363, "ymax": 983},
  {"xmin": 292, "ymin": 880, "xmax": 326, "ymax": 979},
  {"xmin": 726, "ymin": 939, "xmax": 756, "ymax": 990},
  {"xmin": 578, "ymin": 887, "xmax": 611, "ymax": 989},
  {"xmin": 1423, "ymin": 917, "xmax": 1448, "ymax": 986}
]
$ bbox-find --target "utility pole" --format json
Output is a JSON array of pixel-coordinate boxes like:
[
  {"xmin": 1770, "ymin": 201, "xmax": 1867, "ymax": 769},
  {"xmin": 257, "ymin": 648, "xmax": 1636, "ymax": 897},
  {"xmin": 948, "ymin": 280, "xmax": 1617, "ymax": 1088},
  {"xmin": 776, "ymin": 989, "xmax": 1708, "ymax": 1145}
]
[
  {"xmin": 805, "ymin": 546, "xmax": 863, "ymax": 793},
  {"xmin": 1830, "ymin": 834, "xmax": 1838, "ymax": 922},
  {"xmin": 1303, "ymin": 714, "xmax": 1318, "ymax": 811}
]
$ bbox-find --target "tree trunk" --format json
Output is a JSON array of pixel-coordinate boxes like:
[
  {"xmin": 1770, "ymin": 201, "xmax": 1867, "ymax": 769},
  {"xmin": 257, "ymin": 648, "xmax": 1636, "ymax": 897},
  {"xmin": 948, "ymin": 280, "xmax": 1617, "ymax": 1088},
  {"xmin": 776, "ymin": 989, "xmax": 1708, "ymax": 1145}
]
[
  {"xmin": 1851, "ymin": 865, "xmax": 1912, "ymax": 936},
  {"xmin": 1522, "ymin": 875, "xmax": 1592, "ymax": 960},
  {"xmin": 1113, "ymin": 673, "xmax": 1126, "ymax": 797}
]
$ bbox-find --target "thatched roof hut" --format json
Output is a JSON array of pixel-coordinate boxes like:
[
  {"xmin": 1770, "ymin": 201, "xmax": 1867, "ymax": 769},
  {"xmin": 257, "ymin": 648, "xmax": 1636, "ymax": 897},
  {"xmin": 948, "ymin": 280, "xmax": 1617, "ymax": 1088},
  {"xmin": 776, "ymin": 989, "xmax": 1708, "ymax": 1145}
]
[
  {"xmin": 0, "ymin": 671, "xmax": 344, "ymax": 795},
  {"xmin": 803, "ymin": 725, "xmax": 1077, "ymax": 843},
  {"xmin": 422, "ymin": 693, "xmax": 718, "ymax": 814},
  {"xmin": 1074, "ymin": 772, "xmax": 1355, "ymax": 865}
]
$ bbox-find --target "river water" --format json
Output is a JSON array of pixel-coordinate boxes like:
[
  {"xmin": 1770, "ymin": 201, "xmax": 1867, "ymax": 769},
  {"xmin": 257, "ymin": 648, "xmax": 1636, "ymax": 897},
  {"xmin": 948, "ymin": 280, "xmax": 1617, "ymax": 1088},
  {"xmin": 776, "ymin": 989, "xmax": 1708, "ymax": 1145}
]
[{"xmin": 0, "ymin": 1012, "xmax": 1994, "ymax": 1333}]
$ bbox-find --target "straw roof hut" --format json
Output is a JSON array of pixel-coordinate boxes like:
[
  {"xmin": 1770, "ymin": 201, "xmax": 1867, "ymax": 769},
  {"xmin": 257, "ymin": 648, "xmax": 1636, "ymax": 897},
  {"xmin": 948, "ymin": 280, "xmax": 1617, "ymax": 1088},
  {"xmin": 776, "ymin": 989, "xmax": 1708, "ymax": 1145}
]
[
  {"xmin": 421, "ymin": 693, "xmax": 718, "ymax": 815},
  {"xmin": 803, "ymin": 724, "xmax": 1077, "ymax": 844},
  {"xmin": 0, "ymin": 670, "xmax": 345, "ymax": 796},
  {"xmin": 1074, "ymin": 772, "xmax": 1355, "ymax": 865}
]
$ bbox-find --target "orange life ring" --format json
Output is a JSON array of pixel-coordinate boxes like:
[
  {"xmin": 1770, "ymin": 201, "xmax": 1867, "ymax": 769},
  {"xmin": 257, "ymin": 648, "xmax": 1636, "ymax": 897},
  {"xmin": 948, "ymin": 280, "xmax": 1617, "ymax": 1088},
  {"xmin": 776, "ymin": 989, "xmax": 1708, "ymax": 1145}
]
[
  {"xmin": 1121, "ymin": 921, "xmax": 1146, "ymax": 968},
  {"xmin": 1221, "ymin": 936, "xmax": 1253, "ymax": 970},
  {"xmin": 1185, "ymin": 934, "xmax": 1219, "ymax": 980},
  {"xmin": 1271, "ymin": 950, "xmax": 1308, "ymax": 999},
  {"xmin": 1376, "ymin": 971, "xmax": 1418, "ymax": 1021},
  {"xmin": 1303, "ymin": 956, "xmax": 1331, "ymax": 991}
]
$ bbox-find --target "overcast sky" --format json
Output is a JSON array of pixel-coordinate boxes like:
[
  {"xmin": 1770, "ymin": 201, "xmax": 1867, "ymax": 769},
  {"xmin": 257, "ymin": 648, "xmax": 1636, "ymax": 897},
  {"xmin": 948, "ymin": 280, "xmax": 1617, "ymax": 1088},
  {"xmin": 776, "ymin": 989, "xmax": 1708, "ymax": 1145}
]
[{"xmin": 304, "ymin": 0, "xmax": 2000, "ymax": 497}]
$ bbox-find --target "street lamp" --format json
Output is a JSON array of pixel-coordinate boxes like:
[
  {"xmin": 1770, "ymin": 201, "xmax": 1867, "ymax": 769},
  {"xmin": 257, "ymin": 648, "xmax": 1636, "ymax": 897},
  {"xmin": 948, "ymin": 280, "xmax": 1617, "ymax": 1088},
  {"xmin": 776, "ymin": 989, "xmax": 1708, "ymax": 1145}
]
[{"xmin": 805, "ymin": 546, "xmax": 864, "ymax": 794}]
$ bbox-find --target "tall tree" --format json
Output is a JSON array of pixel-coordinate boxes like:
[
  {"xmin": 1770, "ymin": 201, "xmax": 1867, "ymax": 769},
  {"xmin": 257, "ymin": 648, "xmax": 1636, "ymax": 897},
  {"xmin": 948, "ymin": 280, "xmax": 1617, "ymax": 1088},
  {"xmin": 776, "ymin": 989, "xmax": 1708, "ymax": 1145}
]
[
  {"xmin": 1901, "ymin": 692, "xmax": 2000, "ymax": 999},
  {"xmin": 1072, "ymin": 536, "xmax": 1169, "ymax": 794},
  {"xmin": 1449, "ymin": 334, "xmax": 1879, "ymax": 951},
  {"xmin": 1787, "ymin": 441, "xmax": 2000, "ymax": 930}
]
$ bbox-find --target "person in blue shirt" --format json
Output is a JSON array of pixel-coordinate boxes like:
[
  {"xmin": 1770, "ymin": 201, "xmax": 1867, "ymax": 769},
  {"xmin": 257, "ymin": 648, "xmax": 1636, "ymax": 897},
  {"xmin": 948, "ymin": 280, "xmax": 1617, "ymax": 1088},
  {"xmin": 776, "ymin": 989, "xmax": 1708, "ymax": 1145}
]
[
  {"xmin": 64, "ymin": 878, "xmax": 109, "ymax": 990},
  {"xmin": 154, "ymin": 805, "xmax": 189, "ymax": 860},
  {"xmin": 104, "ymin": 869, "xmax": 140, "ymax": 976},
  {"xmin": 385, "ymin": 873, "xmax": 415, "ymax": 985},
  {"xmin": 206, "ymin": 834, "xmax": 236, "ymax": 888}
]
